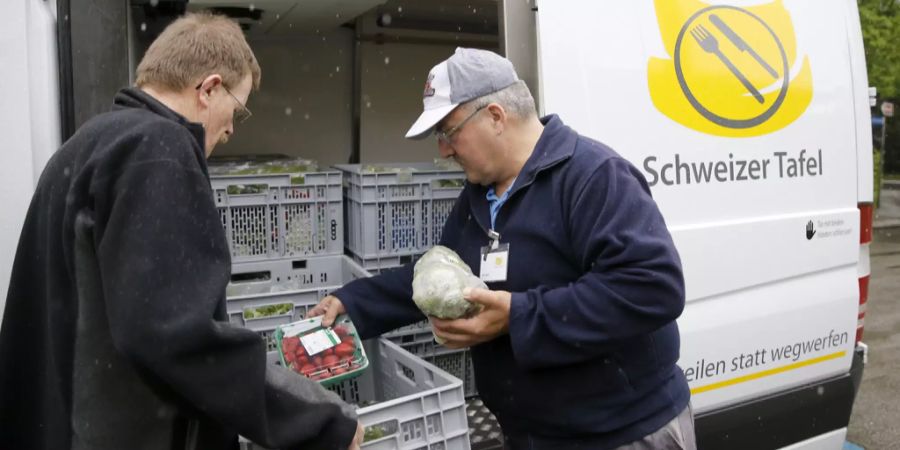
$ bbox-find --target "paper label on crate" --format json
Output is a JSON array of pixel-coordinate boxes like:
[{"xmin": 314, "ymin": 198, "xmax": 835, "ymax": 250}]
[{"xmin": 300, "ymin": 329, "xmax": 340, "ymax": 356}]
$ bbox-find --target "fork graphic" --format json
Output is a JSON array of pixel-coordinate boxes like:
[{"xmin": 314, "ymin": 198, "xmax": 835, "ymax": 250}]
[{"xmin": 691, "ymin": 24, "xmax": 765, "ymax": 104}]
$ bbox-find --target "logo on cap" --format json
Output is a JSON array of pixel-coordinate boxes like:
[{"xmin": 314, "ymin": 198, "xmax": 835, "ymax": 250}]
[{"xmin": 423, "ymin": 73, "xmax": 436, "ymax": 98}]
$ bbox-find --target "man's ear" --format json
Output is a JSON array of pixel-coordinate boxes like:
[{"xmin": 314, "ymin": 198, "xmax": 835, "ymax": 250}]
[
  {"xmin": 196, "ymin": 74, "xmax": 223, "ymax": 108},
  {"xmin": 487, "ymin": 103, "xmax": 507, "ymax": 134}
]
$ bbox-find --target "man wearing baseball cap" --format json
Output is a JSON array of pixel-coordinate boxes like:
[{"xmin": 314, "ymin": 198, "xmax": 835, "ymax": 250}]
[{"xmin": 312, "ymin": 48, "xmax": 694, "ymax": 450}]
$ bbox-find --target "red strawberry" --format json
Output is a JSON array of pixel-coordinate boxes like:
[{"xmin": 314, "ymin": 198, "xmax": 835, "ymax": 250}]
[
  {"xmin": 334, "ymin": 343, "xmax": 355, "ymax": 358},
  {"xmin": 323, "ymin": 354, "xmax": 339, "ymax": 368},
  {"xmin": 299, "ymin": 364, "xmax": 316, "ymax": 377},
  {"xmin": 283, "ymin": 337, "xmax": 299, "ymax": 352}
]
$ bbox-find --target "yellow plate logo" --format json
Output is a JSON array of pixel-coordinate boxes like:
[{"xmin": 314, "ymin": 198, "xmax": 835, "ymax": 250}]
[{"xmin": 648, "ymin": 0, "xmax": 812, "ymax": 137}]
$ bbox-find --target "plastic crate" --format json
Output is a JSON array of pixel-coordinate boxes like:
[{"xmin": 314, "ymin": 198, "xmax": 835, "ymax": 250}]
[
  {"xmin": 350, "ymin": 252, "xmax": 422, "ymax": 274},
  {"xmin": 226, "ymin": 255, "xmax": 371, "ymax": 354},
  {"xmin": 334, "ymin": 163, "xmax": 465, "ymax": 261},
  {"xmin": 211, "ymin": 171, "xmax": 343, "ymax": 263},
  {"xmin": 385, "ymin": 329, "xmax": 478, "ymax": 398},
  {"xmin": 242, "ymin": 338, "xmax": 471, "ymax": 450}
]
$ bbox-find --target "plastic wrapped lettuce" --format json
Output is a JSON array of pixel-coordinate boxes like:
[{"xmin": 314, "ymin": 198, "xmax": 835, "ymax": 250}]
[{"xmin": 412, "ymin": 246, "xmax": 487, "ymax": 321}]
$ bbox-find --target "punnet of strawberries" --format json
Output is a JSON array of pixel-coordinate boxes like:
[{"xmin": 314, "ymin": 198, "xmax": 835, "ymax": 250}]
[{"xmin": 275, "ymin": 315, "xmax": 368, "ymax": 385}]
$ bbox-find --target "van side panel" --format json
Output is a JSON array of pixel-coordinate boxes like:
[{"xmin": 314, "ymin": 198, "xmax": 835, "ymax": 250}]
[
  {"xmin": 0, "ymin": 0, "xmax": 60, "ymax": 323},
  {"xmin": 536, "ymin": 0, "xmax": 860, "ymax": 417}
]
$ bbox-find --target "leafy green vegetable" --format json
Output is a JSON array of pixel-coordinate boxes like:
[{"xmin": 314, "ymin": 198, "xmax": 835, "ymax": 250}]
[
  {"xmin": 363, "ymin": 426, "xmax": 385, "ymax": 442},
  {"xmin": 226, "ymin": 184, "xmax": 267, "ymax": 195},
  {"xmin": 435, "ymin": 179, "xmax": 464, "ymax": 188},
  {"xmin": 243, "ymin": 303, "xmax": 293, "ymax": 319},
  {"xmin": 411, "ymin": 246, "xmax": 487, "ymax": 332},
  {"xmin": 361, "ymin": 165, "xmax": 418, "ymax": 174}
]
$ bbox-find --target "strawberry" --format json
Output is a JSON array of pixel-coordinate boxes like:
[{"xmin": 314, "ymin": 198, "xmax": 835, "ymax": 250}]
[
  {"xmin": 333, "ymin": 325, "xmax": 349, "ymax": 338},
  {"xmin": 323, "ymin": 354, "xmax": 340, "ymax": 367},
  {"xmin": 299, "ymin": 364, "xmax": 316, "ymax": 377},
  {"xmin": 283, "ymin": 337, "xmax": 300, "ymax": 353},
  {"xmin": 334, "ymin": 343, "xmax": 355, "ymax": 358}
]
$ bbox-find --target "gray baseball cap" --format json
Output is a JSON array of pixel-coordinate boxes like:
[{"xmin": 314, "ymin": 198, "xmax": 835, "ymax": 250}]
[{"xmin": 405, "ymin": 47, "xmax": 520, "ymax": 139}]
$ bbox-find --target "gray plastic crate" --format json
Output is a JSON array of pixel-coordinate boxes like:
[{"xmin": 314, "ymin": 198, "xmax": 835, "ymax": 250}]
[
  {"xmin": 351, "ymin": 252, "xmax": 421, "ymax": 274},
  {"xmin": 226, "ymin": 255, "xmax": 371, "ymax": 353},
  {"xmin": 242, "ymin": 338, "xmax": 471, "ymax": 450},
  {"xmin": 211, "ymin": 171, "xmax": 343, "ymax": 263},
  {"xmin": 385, "ymin": 329, "xmax": 478, "ymax": 398},
  {"xmin": 334, "ymin": 163, "xmax": 465, "ymax": 261},
  {"xmin": 226, "ymin": 251, "xmax": 478, "ymax": 398}
]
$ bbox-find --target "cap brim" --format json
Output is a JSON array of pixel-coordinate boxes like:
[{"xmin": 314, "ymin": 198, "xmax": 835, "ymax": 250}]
[{"xmin": 405, "ymin": 103, "xmax": 459, "ymax": 140}]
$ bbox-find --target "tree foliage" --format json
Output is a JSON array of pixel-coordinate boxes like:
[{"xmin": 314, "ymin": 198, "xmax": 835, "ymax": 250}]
[{"xmin": 859, "ymin": 0, "xmax": 900, "ymax": 98}]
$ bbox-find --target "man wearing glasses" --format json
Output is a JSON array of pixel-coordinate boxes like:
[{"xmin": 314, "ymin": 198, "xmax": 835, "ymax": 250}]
[
  {"xmin": 312, "ymin": 48, "xmax": 694, "ymax": 449},
  {"xmin": 0, "ymin": 12, "xmax": 362, "ymax": 450}
]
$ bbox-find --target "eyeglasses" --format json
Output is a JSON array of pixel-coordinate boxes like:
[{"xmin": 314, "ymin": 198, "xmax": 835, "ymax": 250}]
[
  {"xmin": 194, "ymin": 82, "xmax": 253, "ymax": 124},
  {"xmin": 434, "ymin": 105, "xmax": 487, "ymax": 145},
  {"xmin": 223, "ymin": 86, "xmax": 253, "ymax": 124}
]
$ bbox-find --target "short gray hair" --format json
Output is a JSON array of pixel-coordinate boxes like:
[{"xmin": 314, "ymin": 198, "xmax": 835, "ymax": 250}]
[{"xmin": 467, "ymin": 80, "xmax": 536, "ymax": 120}]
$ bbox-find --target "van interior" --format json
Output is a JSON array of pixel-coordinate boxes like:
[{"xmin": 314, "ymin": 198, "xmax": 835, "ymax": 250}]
[{"xmin": 129, "ymin": 0, "xmax": 505, "ymax": 168}]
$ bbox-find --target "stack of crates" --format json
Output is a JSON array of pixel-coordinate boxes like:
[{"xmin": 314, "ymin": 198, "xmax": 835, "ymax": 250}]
[
  {"xmin": 209, "ymin": 158, "xmax": 348, "ymax": 357},
  {"xmin": 211, "ymin": 159, "xmax": 493, "ymax": 447},
  {"xmin": 241, "ymin": 339, "xmax": 472, "ymax": 450},
  {"xmin": 333, "ymin": 162, "xmax": 478, "ymax": 397},
  {"xmin": 333, "ymin": 162, "xmax": 466, "ymax": 273},
  {"xmin": 224, "ymin": 245, "xmax": 475, "ymax": 449},
  {"xmin": 212, "ymin": 164, "xmax": 474, "ymax": 449}
]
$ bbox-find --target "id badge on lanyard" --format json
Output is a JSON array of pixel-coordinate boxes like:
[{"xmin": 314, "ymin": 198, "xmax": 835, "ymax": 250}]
[{"xmin": 480, "ymin": 229, "xmax": 509, "ymax": 283}]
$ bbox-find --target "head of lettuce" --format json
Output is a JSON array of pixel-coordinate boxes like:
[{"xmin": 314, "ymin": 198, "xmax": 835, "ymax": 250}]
[{"xmin": 411, "ymin": 246, "xmax": 487, "ymax": 336}]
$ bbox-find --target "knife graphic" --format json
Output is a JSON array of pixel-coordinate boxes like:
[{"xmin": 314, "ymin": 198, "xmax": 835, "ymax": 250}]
[{"xmin": 710, "ymin": 14, "xmax": 779, "ymax": 79}]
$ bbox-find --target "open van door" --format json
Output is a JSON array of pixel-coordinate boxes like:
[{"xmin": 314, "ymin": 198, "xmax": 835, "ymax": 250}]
[{"xmin": 533, "ymin": 1, "xmax": 869, "ymax": 449}]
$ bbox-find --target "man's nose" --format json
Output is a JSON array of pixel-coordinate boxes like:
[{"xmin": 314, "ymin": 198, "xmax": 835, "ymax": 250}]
[{"xmin": 437, "ymin": 139, "xmax": 454, "ymax": 159}]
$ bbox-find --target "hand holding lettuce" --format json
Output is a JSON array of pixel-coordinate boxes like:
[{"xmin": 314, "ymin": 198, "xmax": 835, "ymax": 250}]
[{"xmin": 411, "ymin": 246, "xmax": 487, "ymax": 344}]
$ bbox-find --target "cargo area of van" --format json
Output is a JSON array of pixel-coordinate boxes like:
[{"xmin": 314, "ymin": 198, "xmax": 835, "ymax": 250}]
[{"xmin": 0, "ymin": 1, "xmax": 876, "ymax": 449}]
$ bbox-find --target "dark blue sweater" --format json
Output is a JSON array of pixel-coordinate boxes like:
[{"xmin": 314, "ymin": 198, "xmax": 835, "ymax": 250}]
[{"xmin": 336, "ymin": 115, "xmax": 690, "ymax": 449}]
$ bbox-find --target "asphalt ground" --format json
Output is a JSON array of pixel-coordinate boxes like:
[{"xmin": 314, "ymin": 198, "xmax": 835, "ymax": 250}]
[{"xmin": 846, "ymin": 227, "xmax": 900, "ymax": 449}]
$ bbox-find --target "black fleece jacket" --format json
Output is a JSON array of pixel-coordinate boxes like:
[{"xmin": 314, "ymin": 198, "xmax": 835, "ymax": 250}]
[{"xmin": 0, "ymin": 88, "xmax": 357, "ymax": 450}]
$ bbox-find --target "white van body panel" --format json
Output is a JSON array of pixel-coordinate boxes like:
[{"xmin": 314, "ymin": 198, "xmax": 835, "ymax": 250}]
[
  {"xmin": 0, "ymin": 0, "xmax": 60, "ymax": 321},
  {"xmin": 536, "ymin": 0, "xmax": 862, "ymax": 415}
]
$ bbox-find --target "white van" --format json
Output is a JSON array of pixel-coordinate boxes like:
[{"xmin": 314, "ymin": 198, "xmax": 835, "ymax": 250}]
[{"xmin": 1, "ymin": 1, "xmax": 872, "ymax": 449}]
